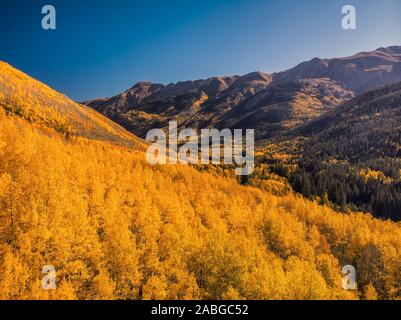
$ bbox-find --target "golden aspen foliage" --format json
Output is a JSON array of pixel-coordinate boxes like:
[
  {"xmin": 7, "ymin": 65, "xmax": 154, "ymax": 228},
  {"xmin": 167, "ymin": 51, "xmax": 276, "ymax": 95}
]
[
  {"xmin": 364, "ymin": 283, "xmax": 379, "ymax": 300},
  {"xmin": 0, "ymin": 106, "xmax": 401, "ymax": 300},
  {"xmin": 0, "ymin": 61, "xmax": 144, "ymax": 148}
]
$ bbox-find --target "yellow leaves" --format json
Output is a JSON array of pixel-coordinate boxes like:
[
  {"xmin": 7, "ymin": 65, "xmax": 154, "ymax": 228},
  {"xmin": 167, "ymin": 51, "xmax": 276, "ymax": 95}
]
[
  {"xmin": 91, "ymin": 270, "xmax": 116, "ymax": 300},
  {"xmin": 363, "ymin": 283, "xmax": 379, "ymax": 300},
  {"xmin": 142, "ymin": 275, "xmax": 168, "ymax": 300},
  {"xmin": 359, "ymin": 168, "xmax": 392, "ymax": 183},
  {"xmin": 315, "ymin": 254, "xmax": 342, "ymax": 287},
  {"xmin": 0, "ymin": 173, "xmax": 12, "ymax": 191},
  {"xmin": 187, "ymin": 230, "xmax": 246, "ymax": 299},
  {"xmin": 0, "ymin": 250, "xmax": 30, "ymax": 300},
  {"xmin": 49, "ymin": 281, "xmax": 77, "ymax": 300},
  {"xmin": 0, "ymin": 62, "xmax": 142, "ymax": 148},
  {"xmin": 0, "ymin": 112, "xmax": 400, "ymax": 300},
  {"xmin": 262, "ymin": 208, "xmax": 314, "ymax": 261},
  {"xmin": 222, "ymin": 287, "xmax": 242, "ymax": 300},
  {"xmin": 283, "ymin": 257, "xmax": 331, "ymax": 300}
]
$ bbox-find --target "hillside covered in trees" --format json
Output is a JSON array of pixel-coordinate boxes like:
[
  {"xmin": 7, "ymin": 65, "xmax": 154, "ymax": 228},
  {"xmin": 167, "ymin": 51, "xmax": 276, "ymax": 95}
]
[
  {"xmin": 0, "ymin": 62, "xmax": 143, "ymax": 149},
  {"xmin": 261, "ymin": 81, "xmax": 401, "ymax": 220},
  {"xmin": 85, "ymin": 46, "xmax": 401, "ymax": 140},
  {"xmin": 0, "ymin": 63, "xmax": 401, "ymax": 300}
]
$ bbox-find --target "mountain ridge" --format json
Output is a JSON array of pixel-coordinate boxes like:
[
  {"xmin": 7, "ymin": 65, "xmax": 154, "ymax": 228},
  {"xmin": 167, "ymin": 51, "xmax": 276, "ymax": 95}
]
[
  {"xmin": 273, "ymin": 46, "xmax": 401, "ymax": 94},
  {"xmin": 0, "ymin": 61, "xmax": 145, "ymax": 149},
  {"xmin": 84, "ymin": 45, "xmax": 401, "ymax": 140}
]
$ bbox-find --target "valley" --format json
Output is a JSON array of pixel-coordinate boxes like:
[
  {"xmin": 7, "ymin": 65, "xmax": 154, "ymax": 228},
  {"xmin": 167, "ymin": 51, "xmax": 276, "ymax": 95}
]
[
  {"xmin": 84, "ymin": 46, "xmax": 401, "ymax": 221},
  {"xmin": 0, "ymin": 46, "xmax": 400, "ymax": 300}
]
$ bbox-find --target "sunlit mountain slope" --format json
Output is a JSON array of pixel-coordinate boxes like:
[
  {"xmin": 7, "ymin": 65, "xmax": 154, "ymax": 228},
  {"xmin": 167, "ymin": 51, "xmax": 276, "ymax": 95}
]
[
  {"xmin": 0, "ymin": 62, "xmax": 144, "ymax": 149},
  {"xmin": 85, "ymin": 46, "xmax": 401, "ymax": 140},
  {"xmin": 0, "ymin": 63, "xmax": 400, "ymax": 301}
]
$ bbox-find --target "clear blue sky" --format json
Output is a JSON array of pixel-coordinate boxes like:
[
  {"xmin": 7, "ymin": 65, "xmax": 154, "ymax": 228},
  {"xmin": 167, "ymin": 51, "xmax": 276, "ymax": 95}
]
[{"xmin": 1, "ymin": 0, "xmax": 400, "ymax": 101}]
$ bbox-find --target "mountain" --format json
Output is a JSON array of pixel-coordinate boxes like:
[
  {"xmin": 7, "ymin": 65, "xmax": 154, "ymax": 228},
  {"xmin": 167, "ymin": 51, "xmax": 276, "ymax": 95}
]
[
  {"xmin": 211, "ymin": 78, "xmax": 354, "ymax": 139},
  {"xmin": 84, "ymin": 72, "xmax": 273, "ymax": 137},
  {"xmin": 1, "ymin": 62, "xmax": 401, "ymax": 301},
  {"xmin": 84, "ymin": 46, "xmax": 401, "ymax": 140},
  {"xmin": 298, "ymin": 81, "xmax": 401, "ymax": 161},
  {"xmin": 0, "ymin": 62, "xmax": 144, "ymax": 149},
  {"xmin": 274, "ymin": 46, "xmax": 401, "ymax": 94},
  {"xmin": 265, "ymin": 81, "xmax": 401, "ymax": 220},
  {"xmin": 84, "ymin": 71, "xmax": 351, "ymax": 140}
]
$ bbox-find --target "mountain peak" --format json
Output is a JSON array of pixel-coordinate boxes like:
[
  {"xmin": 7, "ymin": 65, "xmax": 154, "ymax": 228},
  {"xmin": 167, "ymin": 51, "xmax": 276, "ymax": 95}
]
[
  {"xmin": 84, "ymin": 45, "xmax": 401, "ymax": 140},
  {"xmin": 239, "ymin": 71, "xmax": 271, "ymax": 82},
  {"xmin": 376, "ymin": 45, "xmax": 401, "ymax": 55},
  {"xmin": 131, "ymin": 81, "xmax": 153, "ymax": 88},
  {"xmin": 274, "ymin": 45, "xmax": 401, "ymax": 93},
  {"xmin": 127, "ymin": 81, "xmax": 164, "ymax": 93}
]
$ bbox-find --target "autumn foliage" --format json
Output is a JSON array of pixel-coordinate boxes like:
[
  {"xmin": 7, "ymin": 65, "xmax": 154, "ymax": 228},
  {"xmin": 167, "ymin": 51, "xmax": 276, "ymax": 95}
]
[
  {"xmin": 0, "ymin": 112, "xmax": 401, "ymax": 300},
  {"xmin": 0, "ymin": 62, "xmax": 401, "ymax": 300}
]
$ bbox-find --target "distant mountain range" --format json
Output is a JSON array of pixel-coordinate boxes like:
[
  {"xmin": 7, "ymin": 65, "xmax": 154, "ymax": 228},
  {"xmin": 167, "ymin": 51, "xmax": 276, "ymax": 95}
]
[{"xmin": 84, "ymin": 46, "xmax": 401, "ymax": 140}]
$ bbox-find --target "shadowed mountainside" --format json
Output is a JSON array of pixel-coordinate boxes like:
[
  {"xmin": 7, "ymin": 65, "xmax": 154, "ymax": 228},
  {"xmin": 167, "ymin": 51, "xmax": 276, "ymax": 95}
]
[
  {"xmin": 84, "ymin": 46, "xmax": 401, "ymax": 140},
  {"xmin": 263, "ymin": 81, "xmax": 401, "ymax": 220},
  {"xmin": 298, "ymin": 81, "xmax": 401, "ymax": 161}
]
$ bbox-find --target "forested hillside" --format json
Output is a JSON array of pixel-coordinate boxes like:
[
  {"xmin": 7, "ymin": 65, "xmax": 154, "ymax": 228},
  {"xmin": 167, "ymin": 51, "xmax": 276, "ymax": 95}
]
[
  {"xmin": 0, "ymin": 62, "xmax": 143, "ymax": 148},
  {"xmin": 262, "ymin": 82, "xmax": 401, "ymax": 220},
  {"xmin": 0, "ymin": 63, "xmax": 401, "ymax": 300},
  {"xmin": 2, "ymin": 112, "xmax": 401, "ymax": 300}
]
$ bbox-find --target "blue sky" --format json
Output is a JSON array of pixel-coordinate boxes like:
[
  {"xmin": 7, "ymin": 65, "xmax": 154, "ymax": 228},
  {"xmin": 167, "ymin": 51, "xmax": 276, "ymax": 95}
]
[{"xmin": 1, "ymin": 0, "xmax": 400, "ymax": 101}]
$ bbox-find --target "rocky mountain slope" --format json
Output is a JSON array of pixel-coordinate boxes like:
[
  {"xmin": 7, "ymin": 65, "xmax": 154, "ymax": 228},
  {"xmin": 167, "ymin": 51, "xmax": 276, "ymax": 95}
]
[
  {"xmin": 274, "ymin": 46, "xmax": 401, "ymax": 94},
  {"xmin": 84, "ymin": 46, "xmax": 401, "ymax": 140}
]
